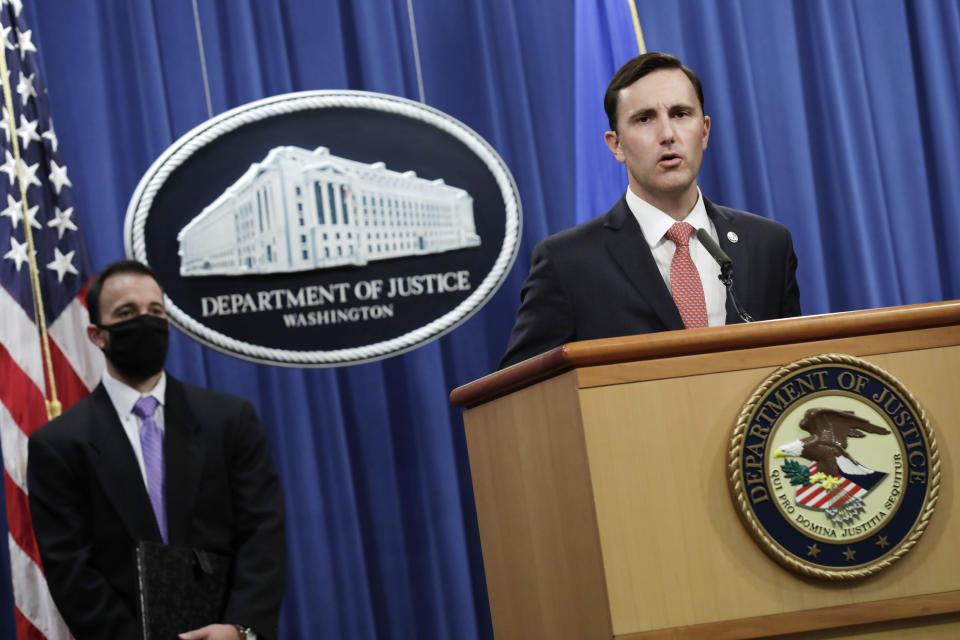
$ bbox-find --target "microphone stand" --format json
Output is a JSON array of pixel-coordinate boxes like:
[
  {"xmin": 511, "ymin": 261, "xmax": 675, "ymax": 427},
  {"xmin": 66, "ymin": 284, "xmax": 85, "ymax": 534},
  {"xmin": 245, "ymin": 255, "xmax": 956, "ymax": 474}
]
[
  {"xmin": 717, "ymin": 262, "xmax": 753, "ymax": 323},
  {"xmin": 695, "ymin": 228, "xmax": 753, "ymax": 324}
]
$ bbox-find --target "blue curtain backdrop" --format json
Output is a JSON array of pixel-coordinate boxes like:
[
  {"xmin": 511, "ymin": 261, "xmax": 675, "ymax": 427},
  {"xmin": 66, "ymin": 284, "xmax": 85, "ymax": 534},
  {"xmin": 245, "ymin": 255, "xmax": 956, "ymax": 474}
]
[{"xmin": 0, "ymin": 1, "xmax": 957, "ymax": 638}]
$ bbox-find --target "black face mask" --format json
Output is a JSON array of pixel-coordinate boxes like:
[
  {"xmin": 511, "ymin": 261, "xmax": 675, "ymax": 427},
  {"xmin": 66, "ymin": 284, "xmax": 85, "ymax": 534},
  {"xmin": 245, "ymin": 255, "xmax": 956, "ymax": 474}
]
[{"xmin": 98, "ymin": 314, "xmax": 169, "ymax": 380}]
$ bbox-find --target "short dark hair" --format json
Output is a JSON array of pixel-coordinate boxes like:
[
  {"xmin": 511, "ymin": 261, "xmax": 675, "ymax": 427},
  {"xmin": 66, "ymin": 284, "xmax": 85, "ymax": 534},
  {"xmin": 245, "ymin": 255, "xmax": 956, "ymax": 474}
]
[
  {"xmin": 603, "ymin": 52, "xmax": 705, "ymax": 131},
  {"xmin": 85, "ymin": 260, "xmax": 163, "ymax": 325}
]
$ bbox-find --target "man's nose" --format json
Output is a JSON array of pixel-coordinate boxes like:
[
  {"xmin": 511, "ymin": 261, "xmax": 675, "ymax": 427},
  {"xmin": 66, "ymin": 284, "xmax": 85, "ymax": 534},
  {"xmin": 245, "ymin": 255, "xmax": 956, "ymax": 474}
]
[{"xmin": 657, "ymin": 117, "xmax": 676, "ymax": 143}]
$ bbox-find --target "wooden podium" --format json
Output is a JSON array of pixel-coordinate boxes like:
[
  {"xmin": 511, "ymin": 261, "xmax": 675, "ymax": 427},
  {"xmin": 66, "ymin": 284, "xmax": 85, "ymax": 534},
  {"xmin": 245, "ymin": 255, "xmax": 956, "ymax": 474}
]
[{"xmin": 450, "ymin": 301, "xmax": 960, "ymax": 639}]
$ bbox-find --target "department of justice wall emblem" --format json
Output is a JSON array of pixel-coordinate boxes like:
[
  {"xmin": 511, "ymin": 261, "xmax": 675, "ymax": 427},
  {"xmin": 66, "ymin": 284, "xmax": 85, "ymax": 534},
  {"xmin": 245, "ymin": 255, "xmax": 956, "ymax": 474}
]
[
  {"xmin": 125, "ymin": 91, "xmax": 521, "ymax": 367},
  {"xmin": 728, "ymin": 354, "xmax": 939, "ymax": 579}
]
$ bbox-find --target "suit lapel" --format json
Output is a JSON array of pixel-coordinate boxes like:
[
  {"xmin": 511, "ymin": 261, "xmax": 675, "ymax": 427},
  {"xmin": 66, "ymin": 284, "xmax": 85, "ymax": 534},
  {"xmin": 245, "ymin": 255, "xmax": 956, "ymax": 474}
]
[
  {"xmin": 602, "ymin": 196, "xmax": 685, "ymax": 331},
  {"xmin": 162, "ymin": 377, "xmax": 205, "ymax": 546},
  {"xmin": 87, "ymin": 385, "xmax": 163, "ymax": 542},
  {"xmin": 705, "ymin": 198, "xmax": 748, "ymax": 325}
]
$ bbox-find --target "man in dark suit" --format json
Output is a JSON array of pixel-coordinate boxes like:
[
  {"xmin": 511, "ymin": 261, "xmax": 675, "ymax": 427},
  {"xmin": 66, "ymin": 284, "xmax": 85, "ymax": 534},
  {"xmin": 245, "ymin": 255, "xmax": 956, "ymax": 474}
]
[
  {"xmin": 501, "ymin": 52, "xmax": 801, "ymax": 368},
  {"xmin": 28, "ymin": 260, "xmax": 285, "ymax": 640}
]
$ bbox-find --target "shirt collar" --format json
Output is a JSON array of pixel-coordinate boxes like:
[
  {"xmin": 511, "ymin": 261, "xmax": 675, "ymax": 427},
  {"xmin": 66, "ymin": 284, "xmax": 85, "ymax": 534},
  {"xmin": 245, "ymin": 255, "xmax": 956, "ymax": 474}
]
[
  {"xmin": 625, "ymin": 186, "xmax": 710, "ymax": 248},
  {"xmin": 101, "ymin": 368, "xmax": 167, "ymax": 418}
]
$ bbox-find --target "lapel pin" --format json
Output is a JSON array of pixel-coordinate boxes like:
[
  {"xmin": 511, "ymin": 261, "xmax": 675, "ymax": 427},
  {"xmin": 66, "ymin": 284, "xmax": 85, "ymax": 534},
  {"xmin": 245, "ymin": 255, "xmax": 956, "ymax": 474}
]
[{"xmin": 727, "ymin": 231, "xmax": 739, "ymax": 244}]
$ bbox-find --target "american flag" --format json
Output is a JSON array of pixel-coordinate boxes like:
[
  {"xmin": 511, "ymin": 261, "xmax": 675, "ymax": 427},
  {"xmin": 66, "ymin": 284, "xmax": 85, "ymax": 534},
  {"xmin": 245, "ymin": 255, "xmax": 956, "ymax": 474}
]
[{"xmin": 0, "ymin": 2, "xmax": 102, "ymax": 638}]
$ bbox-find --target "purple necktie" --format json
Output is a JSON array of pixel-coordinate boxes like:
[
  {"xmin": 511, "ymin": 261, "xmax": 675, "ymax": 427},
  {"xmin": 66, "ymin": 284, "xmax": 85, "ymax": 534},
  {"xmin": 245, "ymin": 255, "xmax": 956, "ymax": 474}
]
[{"xmin": 133, "ymin": 396, "xmax": 167, "ymax": 543}]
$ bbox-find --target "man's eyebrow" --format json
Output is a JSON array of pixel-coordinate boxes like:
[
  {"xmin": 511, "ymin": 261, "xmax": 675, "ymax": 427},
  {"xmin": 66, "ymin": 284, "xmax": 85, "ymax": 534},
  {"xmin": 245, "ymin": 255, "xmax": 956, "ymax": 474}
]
[
  {"xmin": 626, "ymin": 102, "xmax": 697, "ymax": 119},
  {"xmin": 627, "ymin": 107, "xmax": 657, "ymax": 119}
]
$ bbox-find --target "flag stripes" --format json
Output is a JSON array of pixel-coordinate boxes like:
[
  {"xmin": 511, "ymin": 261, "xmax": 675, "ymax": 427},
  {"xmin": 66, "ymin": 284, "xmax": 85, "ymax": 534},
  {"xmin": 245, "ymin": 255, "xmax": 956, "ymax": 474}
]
[
  {"xmin": 9, "ymin": 536, "xmax": 71, "ymax": 639},
  {"xmin": 0, "ymin": 285, "xmax": 46, "ymax": 394},
  {"xmin": 794, "ymin": 462, "xmax": 867, "ymax": 510},
  {"xmin": 0, "ymin": 343, "xmax": 48, "ymax": 441},
  {"xmin": 4, "ymin": 472, "xmax": 41, "ymax": 567},
  {"xmin": 48, "ymin": 296, "xmax": 102, "ymax": 391},
  {"xmin": 45, "ymin": 333, "xmax": 93, "ymax": 413},
  {"xmin": 14, "ymin": 605, "xmax": 48, "ymax": 640},
  {"xmin": 0, "ymin": 403, "xmax": 31, "ymax": 490}
]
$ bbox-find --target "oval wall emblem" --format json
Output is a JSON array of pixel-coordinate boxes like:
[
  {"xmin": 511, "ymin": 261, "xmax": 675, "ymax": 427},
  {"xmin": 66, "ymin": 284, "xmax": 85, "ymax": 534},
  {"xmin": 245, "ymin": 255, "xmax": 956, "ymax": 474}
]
[
  {"xmin": 126, "ymin": 91, "xmax": 521, "ymax": 366},
  {"xmin": 728, "ymin": 354, "xmax": 939, "ymax": 579}
]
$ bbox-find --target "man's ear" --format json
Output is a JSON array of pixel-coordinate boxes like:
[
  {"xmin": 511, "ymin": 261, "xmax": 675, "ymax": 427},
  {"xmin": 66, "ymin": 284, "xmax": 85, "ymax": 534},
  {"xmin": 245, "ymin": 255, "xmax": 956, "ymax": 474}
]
[
  {"xmin": 86, "ymin": 324, "xmax": 105, "ymax": 349},
  {"xmin": 604, "ymin": 130, "xmax": 625, "ymax": 163}
]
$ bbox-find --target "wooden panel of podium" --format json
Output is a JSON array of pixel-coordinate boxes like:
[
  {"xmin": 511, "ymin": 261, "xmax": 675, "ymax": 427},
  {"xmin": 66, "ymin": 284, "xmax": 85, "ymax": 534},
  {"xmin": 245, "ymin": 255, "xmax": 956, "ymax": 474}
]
[{"xmin": 450, "ymin": 301, "xmax": 960, "ymax": 639}]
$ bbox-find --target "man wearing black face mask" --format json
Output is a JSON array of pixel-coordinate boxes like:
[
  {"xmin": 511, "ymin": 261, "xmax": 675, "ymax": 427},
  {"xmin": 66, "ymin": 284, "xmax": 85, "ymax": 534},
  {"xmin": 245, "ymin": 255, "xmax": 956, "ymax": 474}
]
[{"xmin": 27, "ymin": 260, "xmax": 286, "ymax": 640}]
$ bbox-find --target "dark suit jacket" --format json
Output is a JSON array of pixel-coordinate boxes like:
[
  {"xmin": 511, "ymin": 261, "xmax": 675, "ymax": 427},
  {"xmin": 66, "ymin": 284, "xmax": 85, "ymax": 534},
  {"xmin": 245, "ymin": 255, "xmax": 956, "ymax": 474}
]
[
  {"xmin": 500, "ymin": 195, "xmax": 801, "ymax": 368},
  {"xmin": 27, "ymin": 375, "xmax": 286, "ymax": 640}
]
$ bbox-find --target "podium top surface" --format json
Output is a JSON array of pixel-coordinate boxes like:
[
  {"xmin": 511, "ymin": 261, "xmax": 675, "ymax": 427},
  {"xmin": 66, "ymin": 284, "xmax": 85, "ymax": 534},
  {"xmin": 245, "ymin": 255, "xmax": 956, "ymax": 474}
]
[{"xmin": 450, "ymin": 300, "xmax": 960, "ymax": 408}]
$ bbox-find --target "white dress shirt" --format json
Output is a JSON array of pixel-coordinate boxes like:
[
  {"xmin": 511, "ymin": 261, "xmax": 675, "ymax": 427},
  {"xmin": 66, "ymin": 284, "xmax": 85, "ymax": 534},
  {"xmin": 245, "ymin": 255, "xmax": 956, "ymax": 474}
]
[
  {"xmin": 100, "ymin": 369, "xmax": 167, "ymax": 489},
  {"xmin": 625, "ymin": 187, "xmax": 728, "ymax": 327}
]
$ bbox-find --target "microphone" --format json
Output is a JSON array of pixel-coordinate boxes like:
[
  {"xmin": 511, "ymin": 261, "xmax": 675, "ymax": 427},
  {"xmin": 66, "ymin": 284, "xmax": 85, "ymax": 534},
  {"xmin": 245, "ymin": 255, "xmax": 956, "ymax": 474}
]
[
  {"xmin": 695, "ymin": 228, "xmax": 732, "ymax": 280},
  {"xmin": 696, "ymin": 228, "xmax": 752, "ymax": 323}
]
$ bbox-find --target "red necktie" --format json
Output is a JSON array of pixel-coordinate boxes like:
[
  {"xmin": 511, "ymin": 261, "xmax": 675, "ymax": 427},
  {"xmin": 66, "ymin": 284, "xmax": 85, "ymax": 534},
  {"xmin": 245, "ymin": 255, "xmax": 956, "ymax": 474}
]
[{"xmin": 665, "ymin": 222, "xmax": 708, "ymax": 329}]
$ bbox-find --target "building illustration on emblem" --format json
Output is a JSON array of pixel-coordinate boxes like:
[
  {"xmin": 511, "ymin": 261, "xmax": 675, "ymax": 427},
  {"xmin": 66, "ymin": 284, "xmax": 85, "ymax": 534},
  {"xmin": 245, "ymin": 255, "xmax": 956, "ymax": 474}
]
[{"xmin": 177, "ymin": 146, "xmax": 481, "ymax": 276}]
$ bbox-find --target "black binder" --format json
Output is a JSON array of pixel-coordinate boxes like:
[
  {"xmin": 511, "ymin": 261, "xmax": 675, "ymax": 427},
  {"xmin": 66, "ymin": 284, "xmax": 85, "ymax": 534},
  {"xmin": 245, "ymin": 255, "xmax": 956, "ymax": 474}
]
[{"xmin": 135, "ymin": 541, "xmax": 232, "ymax": 640}]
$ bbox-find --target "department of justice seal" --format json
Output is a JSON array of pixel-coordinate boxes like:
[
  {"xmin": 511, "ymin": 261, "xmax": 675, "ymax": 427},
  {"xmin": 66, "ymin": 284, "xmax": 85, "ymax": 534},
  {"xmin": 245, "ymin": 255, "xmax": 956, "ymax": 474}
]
[{"xmin": 728, "ymin": 354, "xmax": 939, "ymax": 579}]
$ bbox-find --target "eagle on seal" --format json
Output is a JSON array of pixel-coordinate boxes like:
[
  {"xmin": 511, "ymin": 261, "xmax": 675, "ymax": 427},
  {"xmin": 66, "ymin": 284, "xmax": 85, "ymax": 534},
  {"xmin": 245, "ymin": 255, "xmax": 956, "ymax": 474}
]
[{"xmin": 775, "ymin": 408, "xmax": 890, "ymax": 478}]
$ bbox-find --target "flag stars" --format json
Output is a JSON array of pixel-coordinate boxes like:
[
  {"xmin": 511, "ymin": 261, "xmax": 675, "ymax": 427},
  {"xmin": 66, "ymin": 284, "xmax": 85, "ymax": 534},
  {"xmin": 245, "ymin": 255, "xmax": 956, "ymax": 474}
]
[
  {"xmin": 48, "ymin": 206, "xmax": 76, "ymax": 239},
  {"xmin": 42, "ymin": 121, "xmax": 58, "ymax": 152},
  {"xmin": 0, "ymin": 149, "xmax": 16, "ymax": 182},
  {"xmin": 0, "ymin": 22, "xmax": 12, "ymax": 51},
  {"xmin": 16, "ymin": 27, "xmax": 36, "ymax": 59},
  {"xmin": 46, "ymin": 247, "xmax": 78, "ymax": 282},
  {"xmin": 0, "ymin": 107, "xmax": 10, "ymax": 142},
  {"xmin": 3, "ymin": 235, "xmax": 29, "ymax": 271},
  {"xmin": 5, "ymin": 0, "xmax": 23, "ymax": 18},
  {"xmin": 17, "ymin": 114, "xmax": 39, "ymax": 149},
  {"xmin": 0, "ymin": 193, "xmax": 18, "ymax": 225},
  {"xmin": 0, "ymin": 155, "xmax": 42, "ymax": 191},
  {"xmin": 48, "ymin": 159, "xmax": 70, "ymax": 194},
  {"xmin": 19, "ymin": 159, "xmax": 40, "ymax": 189},
  {"xmin": 16, "ymin": 71, "xmax": 36, "ymax": 105},
  {"xmin": 1, "ymin": 193, "xmax": 39, "ymax": 230}
]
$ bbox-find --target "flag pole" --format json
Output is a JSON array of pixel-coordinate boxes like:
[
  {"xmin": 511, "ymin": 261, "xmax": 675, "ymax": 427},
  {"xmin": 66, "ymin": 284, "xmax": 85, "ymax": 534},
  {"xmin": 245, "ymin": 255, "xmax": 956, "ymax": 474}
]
[
  {"xmin": 626, "ymin": 0, "xmax": 647, "ymax": 55},
  {"xmin": 0, "ymin": 44, "xmax": 61, "ymax": 419}
]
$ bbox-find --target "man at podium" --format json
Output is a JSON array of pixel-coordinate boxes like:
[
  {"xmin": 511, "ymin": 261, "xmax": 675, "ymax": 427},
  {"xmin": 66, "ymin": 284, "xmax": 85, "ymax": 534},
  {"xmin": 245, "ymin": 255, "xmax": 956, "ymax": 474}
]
[{"xmin": 500, "ymin": 52, "xmax": 801, "ymax": 368}]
